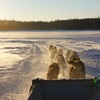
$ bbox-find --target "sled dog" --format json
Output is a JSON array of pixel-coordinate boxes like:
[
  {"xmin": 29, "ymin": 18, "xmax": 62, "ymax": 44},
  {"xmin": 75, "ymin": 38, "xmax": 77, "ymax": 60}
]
[
  {"xmin": 69, "ymin": 51, "xmax": 80, "ymax": 60},
  {"xmin": 50, "ymin": 46, "xmax": 57, "ymax": 63},
  {"xmin": 68, "ymin": 57, "xmax": 86, "ymax": 79},
  {"xmin": 66, "ymin": 50, "xmax": 80, "ymax": 63},
  {"xmin": 56, "ymin": 54, "xmax": 66, "ymax": 76},
  {"xmin": 57, "ymin": 48, "xmax": 63, "ymax": 55},
  {"xmin": 47, "ymin": 63, "xmax": 60, "ymax": 80},
  {"xmin": 66, "ymin": 49, "xmax": 72, "ymax": 63},
  {"xmin": 49, "ymin": 45, "xmax": 54, "ymax": 52}
]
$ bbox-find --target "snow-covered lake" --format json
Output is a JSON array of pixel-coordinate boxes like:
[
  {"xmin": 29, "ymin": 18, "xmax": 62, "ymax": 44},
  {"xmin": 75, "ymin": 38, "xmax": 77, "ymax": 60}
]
[{"xmin": 0, "ymin": 30, "xmax": 100, "ymax": 100}]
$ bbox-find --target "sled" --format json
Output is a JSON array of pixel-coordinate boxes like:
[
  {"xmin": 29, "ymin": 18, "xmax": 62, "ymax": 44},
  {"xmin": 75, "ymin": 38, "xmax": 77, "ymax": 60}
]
[{"xmin": 28, "ymin": 77, "xmax": 100, "ymax": 100}]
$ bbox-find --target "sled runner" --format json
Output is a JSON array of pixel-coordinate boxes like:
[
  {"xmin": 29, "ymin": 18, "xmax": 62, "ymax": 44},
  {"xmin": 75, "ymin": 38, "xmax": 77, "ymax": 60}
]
[{"xmin": 28, "ymin": 77, "xmax": 100, "ymax": 100}]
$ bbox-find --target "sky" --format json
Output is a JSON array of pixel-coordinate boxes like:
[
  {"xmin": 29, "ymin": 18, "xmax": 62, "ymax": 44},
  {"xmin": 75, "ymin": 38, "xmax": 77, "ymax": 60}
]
[{"xmin": 0, "ymin": 0, "xmax": 100, "ymax": 21}]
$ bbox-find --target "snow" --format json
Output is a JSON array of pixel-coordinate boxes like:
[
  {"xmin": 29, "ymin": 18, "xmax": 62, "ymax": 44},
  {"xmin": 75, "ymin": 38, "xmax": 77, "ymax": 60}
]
[{"xmin": 0, "ymin": 31, "xmax": 100, "ymax": 100}]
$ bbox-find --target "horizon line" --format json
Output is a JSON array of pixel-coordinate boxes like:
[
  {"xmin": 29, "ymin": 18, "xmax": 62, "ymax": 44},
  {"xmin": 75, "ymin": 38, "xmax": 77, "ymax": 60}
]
[{"xmin": 0, "ymin": 16, "xmax": 100, "ymax": 22}]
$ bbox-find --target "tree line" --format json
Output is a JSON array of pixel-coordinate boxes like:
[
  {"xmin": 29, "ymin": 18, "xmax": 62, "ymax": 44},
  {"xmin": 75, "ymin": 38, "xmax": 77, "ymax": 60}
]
[{"xmin": 0, "ymin": 18, "xmax": 100, "ymax": 30}]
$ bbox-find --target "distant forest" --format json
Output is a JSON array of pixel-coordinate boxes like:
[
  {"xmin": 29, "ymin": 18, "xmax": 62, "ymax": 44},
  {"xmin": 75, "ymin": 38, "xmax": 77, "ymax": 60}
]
[{"xmin": 0, "ymin": 18, "xmax": 100, "ymax": 30}]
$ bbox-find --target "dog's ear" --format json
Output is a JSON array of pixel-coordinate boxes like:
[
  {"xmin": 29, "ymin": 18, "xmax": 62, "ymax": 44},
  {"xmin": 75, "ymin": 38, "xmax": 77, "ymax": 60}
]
[
  {"xmin": 68, "ymin": 60, "xmax": 73, "ymax": 64},
  {"xmin": 68, "ymin": 56, "xmax": 73, "ymax": 62},
  {"xmin": 73, "ymin": 57, "xmax": 80, "ymax": 61}
]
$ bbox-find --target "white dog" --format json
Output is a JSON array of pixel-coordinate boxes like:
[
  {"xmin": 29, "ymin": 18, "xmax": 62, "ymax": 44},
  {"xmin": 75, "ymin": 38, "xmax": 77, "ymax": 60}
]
[
  {"xmin": 66, "ymin": 49, "xmax": 72, "ymax": 63},
  {"xmin": 50, "ymin": 46, "xmax": 57, "ymax": 63},
  {"xmin": 49, "ymin": 45, "xmax": 54, "ymax": 52},
  {"xmin": 56, "ymin": 54, "xmax": 66, "ymax": 76},
  {"xmin": 57, "ymin": 48, "xmax": 63, "ymax": 55}
]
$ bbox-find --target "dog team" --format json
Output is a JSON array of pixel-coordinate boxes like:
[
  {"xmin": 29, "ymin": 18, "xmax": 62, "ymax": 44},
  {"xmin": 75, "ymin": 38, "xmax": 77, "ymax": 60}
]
[{"xmin": 47, "ymin": 44, "xmax": 86, "ymax": 80}]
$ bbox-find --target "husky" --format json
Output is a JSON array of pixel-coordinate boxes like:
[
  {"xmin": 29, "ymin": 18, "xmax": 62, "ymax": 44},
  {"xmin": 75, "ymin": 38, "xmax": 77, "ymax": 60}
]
[
  {"xmin": 66, "ymin": 49, "xmax": 72, "ymax": 63},
  {"xmin": 68, "ymin": 57, "xmax": 86, "ymax": 79},
  {"xmin": 50, "ymin": 46, "xmax": 57, "ymax": 63},
  {"xmin": 69, "ymin": 51, "xmax": 80, "ymax": 60},
  {"xmin": 66, "ymin": 50, "xmax": 80, "ymax": 63},
  {"xmin": 57, "ymin": 48, "xmax": 63, "ymax": 55},
  {"xmin": 56, "ymin": 54, "xmax": 66, "ymax": 76},
  {"xmin": 47, "ymin": 63, "xmax": 60, "ymax": 80},
  {"xmin": 49, "ymin": 45, "xmax": 54, "ymax": 52}
]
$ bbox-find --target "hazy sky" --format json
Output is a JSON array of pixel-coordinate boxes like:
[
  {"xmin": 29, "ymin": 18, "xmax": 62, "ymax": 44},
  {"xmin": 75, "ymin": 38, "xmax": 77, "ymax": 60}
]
[{"xmin": 0, "ymin": 0, "xmax": 100, "ymax": 21}]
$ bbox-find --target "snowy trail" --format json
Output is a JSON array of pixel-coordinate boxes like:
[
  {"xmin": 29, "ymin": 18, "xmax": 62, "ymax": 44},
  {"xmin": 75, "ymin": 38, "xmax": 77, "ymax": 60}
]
[
  {"xmin": 2, "ymin": 41, "xmax": 68, "ymax": 100},
  {"xmin": 1, "ymin": 42, "xmax": 53, "ymax": 100}
]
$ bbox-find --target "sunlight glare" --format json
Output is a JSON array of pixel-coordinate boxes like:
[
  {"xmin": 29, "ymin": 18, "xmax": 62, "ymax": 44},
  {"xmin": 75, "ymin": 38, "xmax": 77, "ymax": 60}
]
[{"xmin": 0, "ymin": 2, "xmax": 6, "ymax": 19}]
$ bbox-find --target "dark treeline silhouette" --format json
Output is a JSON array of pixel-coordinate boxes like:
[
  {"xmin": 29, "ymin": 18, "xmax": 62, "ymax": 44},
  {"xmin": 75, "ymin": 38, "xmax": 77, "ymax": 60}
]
[{"xmin": 0, "ymin": 18, "xmax": 100, "ymax": 30}]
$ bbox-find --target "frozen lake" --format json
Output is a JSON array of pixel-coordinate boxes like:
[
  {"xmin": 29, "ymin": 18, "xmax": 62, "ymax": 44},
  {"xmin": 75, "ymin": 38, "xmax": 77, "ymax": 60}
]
[{"xmin": 0, "ymin": 30, "xmax": 100, "ymax": 100}]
